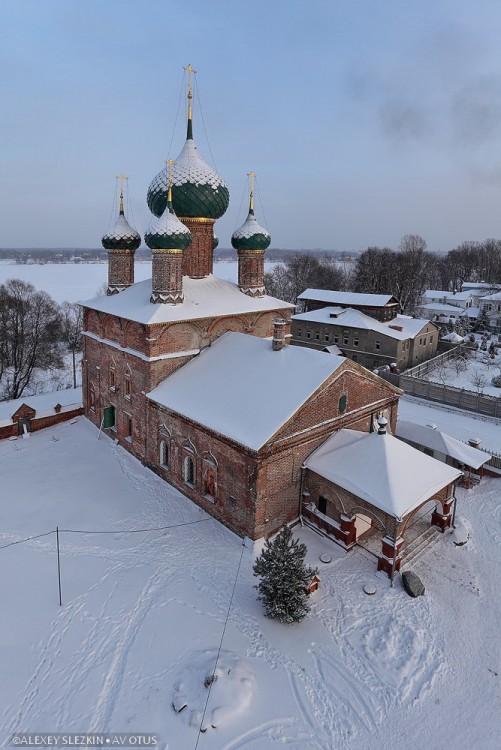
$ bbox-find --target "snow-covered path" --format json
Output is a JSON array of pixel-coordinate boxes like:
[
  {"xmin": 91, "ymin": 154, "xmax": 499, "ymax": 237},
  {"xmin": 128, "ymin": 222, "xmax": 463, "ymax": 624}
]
[{"xmin": 0, "ymin": 420, "xmax": 500, "ymax": 748}]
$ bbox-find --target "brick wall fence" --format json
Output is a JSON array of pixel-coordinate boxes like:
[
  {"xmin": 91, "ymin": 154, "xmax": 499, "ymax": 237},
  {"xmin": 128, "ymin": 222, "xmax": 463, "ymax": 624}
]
[{"xmin": 0, "ymin": 405, "xmax": 84, "ymax": 440}]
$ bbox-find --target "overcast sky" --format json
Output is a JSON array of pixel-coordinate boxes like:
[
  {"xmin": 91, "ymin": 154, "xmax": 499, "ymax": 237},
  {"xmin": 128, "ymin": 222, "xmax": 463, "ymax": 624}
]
[{"xmin": 2, "ymin": 0, "xmax": 501, "ymax": 252}]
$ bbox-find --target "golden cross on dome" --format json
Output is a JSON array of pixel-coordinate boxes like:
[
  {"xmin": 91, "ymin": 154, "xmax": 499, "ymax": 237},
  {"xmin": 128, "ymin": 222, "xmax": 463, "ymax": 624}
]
[
  {"xmin": 183, "ymin": 64, "xmax": 197, "ymax": 100},
  {"xmin": 247, "ymin": 171, "xmax": 256, "ymax": 212},
  {"xmin": 116, "ymin": 172, "xmax": 128, "ymax": 212},
  {"xmin": 164, "ymin": 159, "xmax": 175, "ymax": 202}
]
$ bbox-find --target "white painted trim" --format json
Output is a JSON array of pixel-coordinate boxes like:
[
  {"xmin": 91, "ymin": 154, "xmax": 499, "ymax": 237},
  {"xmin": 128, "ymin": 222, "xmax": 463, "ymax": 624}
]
[{"xmin": 83, "ymin": 330, "xmax": 200, "ymax": 363}]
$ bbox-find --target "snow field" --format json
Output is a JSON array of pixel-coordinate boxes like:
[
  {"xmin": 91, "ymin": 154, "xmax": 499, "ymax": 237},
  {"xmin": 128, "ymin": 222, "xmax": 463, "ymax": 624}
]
[{"xmin": 0, "ymin": 419, "xmax": 500, "ymax": 749}]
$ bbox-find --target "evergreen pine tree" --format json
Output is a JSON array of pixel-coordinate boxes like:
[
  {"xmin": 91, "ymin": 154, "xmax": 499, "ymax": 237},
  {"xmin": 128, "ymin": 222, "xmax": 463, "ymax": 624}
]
[{"xmin": 253, "ymin": 526, "xmax": 318, "ymax": 623}]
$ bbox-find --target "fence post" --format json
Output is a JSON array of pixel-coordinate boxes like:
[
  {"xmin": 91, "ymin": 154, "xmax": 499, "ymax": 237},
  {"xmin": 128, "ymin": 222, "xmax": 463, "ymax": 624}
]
[{"xmin": 56, "ymin": 526, "xmax": 62, "ymax": 606}]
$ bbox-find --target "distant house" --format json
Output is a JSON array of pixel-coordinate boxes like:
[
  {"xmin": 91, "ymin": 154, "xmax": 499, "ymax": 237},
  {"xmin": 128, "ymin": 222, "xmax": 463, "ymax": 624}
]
[
  {"xmin": 418, "ymin": 289, "xmax": 474, "ymax": 326},
  {"xmin": 291, "ymin": 306, "xmax": 439, "ymax": 371},
  {"xmin": 297, "ymin": 289, "xmax": 399, "ymax": 321},
  {"xmin": 0, "ymin": 388, "xmax": 83, "ymax": 440},
  {"xmin": 478, "ymin": 291, "xmax": 501, "ymax": 333},
  {"xmin": 417, "ymin": 301, "xmax": 469, "ymax": 324},
  {"xmin": 421, "ymin": 289, "xmax": 474, "ymax": 309}
]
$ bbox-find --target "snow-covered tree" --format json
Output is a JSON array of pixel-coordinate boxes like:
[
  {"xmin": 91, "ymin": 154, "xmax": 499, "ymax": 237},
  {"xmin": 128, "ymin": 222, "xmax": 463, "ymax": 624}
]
[{"xmin": 253, "ymin": 526, "xmax": 318, "ymax": 624}]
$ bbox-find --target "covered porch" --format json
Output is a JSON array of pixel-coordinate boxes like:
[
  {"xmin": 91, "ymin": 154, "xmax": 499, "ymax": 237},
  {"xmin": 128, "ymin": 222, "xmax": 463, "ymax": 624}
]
[{"xmin": 302, "ymin": 418, "xmax": 462, "ymax": 577}]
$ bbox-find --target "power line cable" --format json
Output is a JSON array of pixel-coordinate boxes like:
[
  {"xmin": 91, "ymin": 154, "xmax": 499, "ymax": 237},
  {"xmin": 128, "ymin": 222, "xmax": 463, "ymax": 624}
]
[
  {"xmin": 166, "ymin": 69, "xmax": 185, "ymax": 160},
  {"xmin": 106, "ymin": 179, "xmax": 119, "ymax": 232},
  {"xmin": 59, "ymin": 517, "xmax": 214, "ymax": 535},
  {"xmin": 194, "ymin": 76, "xmax": 218, "ymax": 172},
  {"xmin": 0, "ymin": 530, "xmax": 55, "ymax": 550},
  {"xmin": 255, "ymin": 176, "xmax": 270, "ymax": 233},
  {"xmin": 194, "ymin": 538, "xmax": 246, "ymax": 749}
]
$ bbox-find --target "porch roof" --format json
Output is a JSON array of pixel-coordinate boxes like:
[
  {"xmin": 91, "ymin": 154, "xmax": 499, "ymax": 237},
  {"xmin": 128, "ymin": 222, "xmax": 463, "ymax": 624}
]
[{"xmin": 304, "ymin": 428, "xmax": 462, "ymax": 520}]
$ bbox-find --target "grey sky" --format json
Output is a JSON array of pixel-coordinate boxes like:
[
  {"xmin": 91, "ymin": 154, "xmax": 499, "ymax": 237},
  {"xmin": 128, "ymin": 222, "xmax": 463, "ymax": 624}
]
[{"xmin": 2, "ymin": 0, "xmax": 501, "ymax": 252}]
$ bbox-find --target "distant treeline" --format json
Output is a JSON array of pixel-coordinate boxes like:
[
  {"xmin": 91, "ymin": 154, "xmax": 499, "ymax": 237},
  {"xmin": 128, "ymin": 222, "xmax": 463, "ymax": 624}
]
[{"xmin": 0, "ymin": 247, "xmax": 356, "ymax": 263}]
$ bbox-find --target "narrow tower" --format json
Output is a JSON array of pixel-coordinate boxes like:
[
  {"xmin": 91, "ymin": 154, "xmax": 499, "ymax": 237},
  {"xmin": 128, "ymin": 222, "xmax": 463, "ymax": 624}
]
[
  {"xmin": 231, "ymin": 171, "xmax": 271, "ymax": 297},
  {"xmin": 145, "ymin": 160, "xmax": 191, "ymax": 304},
  {"xmin": 101, "ymin": 173, "xmax": 141, "ymax": 295},
  {"xmin": 147, "ymin": 65, "xmax": 229, "ymax": 279}
]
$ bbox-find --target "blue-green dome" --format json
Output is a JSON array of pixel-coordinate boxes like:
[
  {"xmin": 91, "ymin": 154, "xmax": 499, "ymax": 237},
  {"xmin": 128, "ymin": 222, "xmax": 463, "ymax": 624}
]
[
  {"xmin": 147, "ymin": 138, "xmax": 229, "ymax": 220},
  {"xmin": 231, "ymin": 209, "xmax": 271, "ymax": 251},
  {"xmin": 102, "ymin": 211, "xmax": 141, "ymax": 251},
  {"xmin": 144, "ymin": 200, "xmax": 192, "ymax": 250}
]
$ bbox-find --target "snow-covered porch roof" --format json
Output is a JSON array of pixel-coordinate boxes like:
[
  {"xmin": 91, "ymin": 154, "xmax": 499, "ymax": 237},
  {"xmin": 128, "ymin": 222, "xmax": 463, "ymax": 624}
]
[
  {"xmin": 304, "ymin": 428, "xmax": 462, "ymax": 520},
  {"xmin": 396, "ymin": 421, "xmax": 491, "ymax": 471}
]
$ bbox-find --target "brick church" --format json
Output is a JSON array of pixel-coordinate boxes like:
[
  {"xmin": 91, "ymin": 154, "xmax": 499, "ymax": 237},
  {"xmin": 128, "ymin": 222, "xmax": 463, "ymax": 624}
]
[{"xmin": 82, "ymin": 69, "xmax": 460, "ymax": 576}]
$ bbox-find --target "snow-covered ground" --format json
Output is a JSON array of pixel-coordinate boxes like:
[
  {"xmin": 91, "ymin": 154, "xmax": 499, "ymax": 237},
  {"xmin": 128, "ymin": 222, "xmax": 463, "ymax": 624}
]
[
  {"xmin": 1, "ymin": 419, "xmax": 500, "ymax": 749},
  {"xmin": 422, "ymin": 344, "xmax": 501, "ymax": 398},
  {"xmin": 398, "ymin": 395, "xmax": 501, "ymax": 455},
  {"xmin": 0, "ymin": 261, "xmax": 280, "ymax": 304}
]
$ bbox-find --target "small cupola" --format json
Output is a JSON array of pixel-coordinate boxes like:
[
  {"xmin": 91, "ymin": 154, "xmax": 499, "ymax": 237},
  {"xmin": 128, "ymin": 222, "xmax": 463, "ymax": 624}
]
[
  {"xmin": 101, "ymin": 173, "xmax": 141, "ymax": 295},
  {"xmin": 232, "ymin": 171, "xmax": 270, "ymax": 298},
  {"xmin": 377, "ymin": 416, "xmax": 388, "ymax": 435},
  {"xmin": 145, "ymin": 160, "xmax": 191, "ymax": 304}
]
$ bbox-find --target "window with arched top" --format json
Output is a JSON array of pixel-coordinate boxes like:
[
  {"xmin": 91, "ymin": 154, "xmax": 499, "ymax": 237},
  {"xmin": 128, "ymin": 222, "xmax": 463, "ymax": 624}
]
[
  {"xmin": 160, "ymin": 440, "xmax": 169, "ymax": 468},
  {"xmin": 124, "ymin": 365, "xmax": 132, "ymax": 400},
  {"xmin": 339, "ymin": 394, "xmax": 347, "ymax": 413},
  {"xmin": 204, "ymin": 467, "xmax": 216, "ymax": 501},
  {"xmin": 184, "ymin": 455, "xmax": 195, "ymax": 486},
  {"xmin": 109, "ymin": 360, "xmax": 116, "ymax": 391},
  {"xmin": 89, "ymin": 384, "xmax": 96, "ymax": 411}
]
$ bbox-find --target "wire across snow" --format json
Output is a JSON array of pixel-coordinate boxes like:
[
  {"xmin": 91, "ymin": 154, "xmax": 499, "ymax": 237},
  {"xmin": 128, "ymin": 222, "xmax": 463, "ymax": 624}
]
[{"xmin": 147, "ymin": 333, "xmax": 346, "ymax": 450}]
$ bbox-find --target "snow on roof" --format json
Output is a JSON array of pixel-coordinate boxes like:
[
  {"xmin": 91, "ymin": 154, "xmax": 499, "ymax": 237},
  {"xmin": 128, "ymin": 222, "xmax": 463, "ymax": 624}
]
[
  {"xmin": 81, "ymin": 275, "xmax": 293, "ymax": 325},
  {"xmin": 0, "ymin": 387, "xmax": 82, "ymax": 422},
  {"xmin": 440, "ymin": 332, "xmax": 464, "ymax": 343},
  {"xmin": 419, "ymin": 302, "xmax": 466, "ymax": 314},
  {"xmin": 396, "ymin": 421, "xmax": 491, "ymax": 470},
  {"xmin": 304, "ymin": 428, "xmax": 461, "ymax": 519},
  {"xmin": 232, "ymin": 212, "xmax": 270, "ymax": 241},
  {"xmin": 147, "ymin": 332, "xmax": 346, "ymax": 451},
  {"xmin": 298, "ymin": 289, "xmax": 397, "ymax": 307},
  {"xmin": 292, "ymin": 307, "xmax": 431, "ymax": 340},
  {"xmin": 323, "ymin": 344, "xmax": 343, "ymax": 355},
  {"xmin": 423, "ymin": 290, "xmax": 472, "ymax": 302},
  {"xmin": 480, "ymin": 291, "xmax": 501, "ymax": 301}
]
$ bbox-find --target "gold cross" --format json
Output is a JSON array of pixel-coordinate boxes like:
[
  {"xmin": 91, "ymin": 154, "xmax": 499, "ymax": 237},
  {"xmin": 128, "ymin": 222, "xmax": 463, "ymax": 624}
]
[
  {"xmin": 183, "ymin": 64, "xmax": 197, "ymax": 100},
  {"xmin": 247, "ymin": 171, "xmax": 256, "ymax": 211},
  {"xmin": 116, "ymin": 172, "xmax": 127, "ymax": 193}
]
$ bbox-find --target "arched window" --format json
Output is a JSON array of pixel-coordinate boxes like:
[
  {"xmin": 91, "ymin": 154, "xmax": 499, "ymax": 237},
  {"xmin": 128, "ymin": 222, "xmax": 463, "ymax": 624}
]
[
  {"xmin": 89, "ymin": 384, "xmax": 96, "ymax": 411},
  {"xmin": 204, "ymin": 467, "xmax": 216, "ymax": 500},
  {"xmin": 109, "ymin": 361, "xmax": 116, "ymax": 391},
  {"xmin": 184, "ymin": 455, "xmax": 195, "ymax": 486},
  {"xmin": 339, "ymin": 394, "xmax": 347, "ymax": 413},
  {"xmin": 124, "ymin": 365, "xmax": 132, "ymax": 400},
  {"xmin": 160, "ymin": 441, "xmax": 169, "ymax": 468}
]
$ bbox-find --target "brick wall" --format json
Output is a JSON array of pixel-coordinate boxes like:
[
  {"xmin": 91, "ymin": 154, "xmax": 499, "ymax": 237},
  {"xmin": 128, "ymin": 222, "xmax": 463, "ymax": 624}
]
[{"xmin": 0, "ymin": 406, "xmax": 84, "ymax": 441}]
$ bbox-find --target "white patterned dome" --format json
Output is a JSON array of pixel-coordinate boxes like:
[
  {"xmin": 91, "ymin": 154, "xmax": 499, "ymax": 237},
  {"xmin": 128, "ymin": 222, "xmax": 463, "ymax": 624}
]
[
  {"xmin": 102, "ymin": 212, "xmax": 141, "ymax": 251},
  {"xmin": 147, "ymin": 138, "xmax": 229, "ymax": 219},
  {"xmin": 231, "ymin": 210, "xmax": 271, "ymax": 251},
  {"xmin": 144, "ymin": 201, "xmax": 192, "ymax": 250}
]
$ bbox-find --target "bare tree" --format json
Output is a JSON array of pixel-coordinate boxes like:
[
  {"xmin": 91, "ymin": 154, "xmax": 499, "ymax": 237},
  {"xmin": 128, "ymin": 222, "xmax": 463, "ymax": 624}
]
[
  {"xmin": 61, "ymin": 302, "xmax": 83, "ymax": 389},
  {"xmin": 468, "ymin": 370, "xmax": 488, "ymax": 394},
  {"xmin": 0, "ymin": 279, "xmax": 63, "ymax": 400},
  {"xmin": 265, "ymin": 254, "xmax": 345, "ymax": 304}
]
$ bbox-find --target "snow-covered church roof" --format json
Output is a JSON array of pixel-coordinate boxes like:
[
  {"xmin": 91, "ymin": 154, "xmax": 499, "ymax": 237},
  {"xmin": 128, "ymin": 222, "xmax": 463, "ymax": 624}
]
[
  {"xmin": 304, "ymin": 428, "xmax": 462, "ymax": 519},
  {"xmin": 147, "ymin": 332, "xmax": 346, "ymax": 451},
  {"xmin": 81, "ymin": 275, "xmax": 293, "ymax": 326}
]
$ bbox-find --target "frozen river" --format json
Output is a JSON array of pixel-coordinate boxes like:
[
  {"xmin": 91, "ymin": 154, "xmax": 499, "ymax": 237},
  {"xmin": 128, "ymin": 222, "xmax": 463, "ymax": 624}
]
[{"xmin": 0, "ymin": 260, "xmax": 280, "ymax": 304}]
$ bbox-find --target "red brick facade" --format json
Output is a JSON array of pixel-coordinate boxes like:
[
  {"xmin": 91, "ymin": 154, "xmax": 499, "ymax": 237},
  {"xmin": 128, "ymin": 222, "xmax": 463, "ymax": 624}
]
[
  {"xmin": 0, "ymin": 403, "xmax": 84, "ymax": 440},
  {"xmin": 107, "ymin": 249, "xmax": 135, "ymax": 294},
  {"xmin": 82, "ymin": 300, "xmax": 401, "ymax": 539},
  {"xmin": 151, "ymin": 249, "xmax": 184, "ymax": 304},
  {"xmin": 238, "ymin": 249, "xmax": 265, "ymax": 297},
  {"xmin": 181, "ymin": 219, "xmax": 215, "ymax": 278}
]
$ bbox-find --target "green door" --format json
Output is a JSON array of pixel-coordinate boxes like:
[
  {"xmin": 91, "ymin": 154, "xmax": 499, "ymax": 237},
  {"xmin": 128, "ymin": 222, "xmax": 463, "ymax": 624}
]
[{"xmin": 103, "ymin": 405, "xmax": 116, "ymax": 429}]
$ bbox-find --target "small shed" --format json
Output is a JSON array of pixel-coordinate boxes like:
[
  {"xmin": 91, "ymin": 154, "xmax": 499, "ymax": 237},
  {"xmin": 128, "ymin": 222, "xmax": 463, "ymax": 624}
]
[
  {"xmin": 396, "ymin": 421, "xmax": 491, "ymax": 475},
  {"xmin": 306, "ymin": 575, "xmax": 320, "ymax": 595}
]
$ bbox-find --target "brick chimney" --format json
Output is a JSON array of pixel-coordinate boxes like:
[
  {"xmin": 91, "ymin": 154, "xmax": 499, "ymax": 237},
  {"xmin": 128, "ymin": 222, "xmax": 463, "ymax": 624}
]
[{"xmin": 272, "ymin": 319, "xmax": 288, "ymax": 351}]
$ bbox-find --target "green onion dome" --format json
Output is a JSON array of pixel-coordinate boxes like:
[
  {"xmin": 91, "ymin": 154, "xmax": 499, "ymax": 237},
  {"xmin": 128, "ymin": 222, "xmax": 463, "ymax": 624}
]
[
  {"xmin": 231, "ymin": 209, "xmax": 271, "ymax": 251},
  {"xmin": 144, "ymin": 199, "xmax": 192, "ymax": 250},
  {"xmin": 147, "ymin": 137, "xmax": 229, "ymax": 220},
  {"xmin": 213, "ymin": 233, "xmax": 219, "ymax": 251},
  {"xmin": 102, "ymin": 210, "xmax": 141, "ymax": 251}
]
